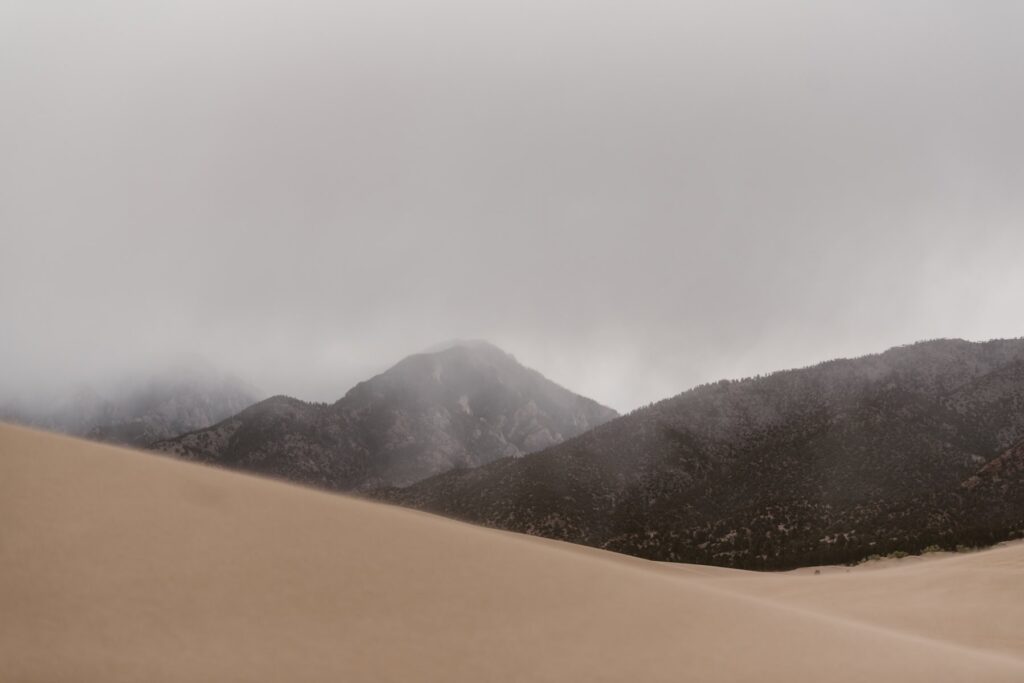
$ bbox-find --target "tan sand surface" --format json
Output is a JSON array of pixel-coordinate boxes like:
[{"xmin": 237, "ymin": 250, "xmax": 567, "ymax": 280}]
[
  {"xmin": 2, "ymin": 422, "xmax": 1023, "ymax": 682},
  {"xmin": 692, "ymin": 541, "xmax": 1024, "ymax": 660}
]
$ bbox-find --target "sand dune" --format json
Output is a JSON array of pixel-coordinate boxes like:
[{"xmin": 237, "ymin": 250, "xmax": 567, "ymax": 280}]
[{"xmin": 2, "ymin": 423, "xmax": 1023, "ymax": 682}]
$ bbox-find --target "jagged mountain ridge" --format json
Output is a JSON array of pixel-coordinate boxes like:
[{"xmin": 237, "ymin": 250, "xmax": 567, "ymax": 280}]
[
  {"xmin": 381, "ymin": 338, "xmax": 1024, "ymax": 569},
  {"xmin": 153, "ymin": 341, "xmax": 618, "ymax": 489}
]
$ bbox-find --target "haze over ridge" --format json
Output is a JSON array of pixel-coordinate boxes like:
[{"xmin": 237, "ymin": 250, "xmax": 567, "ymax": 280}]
[{"xmin": 3, "ymin": 0, "xmax": 1023, "ymax": 412}]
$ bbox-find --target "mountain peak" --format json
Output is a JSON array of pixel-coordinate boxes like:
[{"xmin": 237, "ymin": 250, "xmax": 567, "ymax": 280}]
[
  {"xmin": 386, "ymin": 337, "xmax": 1024, "ymax": 569},
  {"xmin": 413, "ymin": 339, "xmax": 517, "ymax": 367},
  {"xmin": 419, "ymin": 338, "xmax": 505, "ymax": 355},
  {"xmin": 156, "ymin": 343, "xmax": 618, "ymax": 489}
]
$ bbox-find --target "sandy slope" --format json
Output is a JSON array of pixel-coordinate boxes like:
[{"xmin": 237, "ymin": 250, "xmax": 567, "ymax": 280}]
[
  {"xmin": 2, "ymin": 423, "xmax": 1023, "ymax": 682},
  {"xmin": 713, "ymin": 544, "xmax": 1024, "ymax": 660}
]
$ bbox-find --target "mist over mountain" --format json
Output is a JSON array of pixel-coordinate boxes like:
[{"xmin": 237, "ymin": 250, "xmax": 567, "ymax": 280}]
[
  {"xmin": 153, "ymin": 341, "xmax": 617, "ymax": 489},
  {"xmin": 1, "ymin": 358, "xmax": 260, "ymax": 447},
  {"xmin": 381, "ymin": 338, "xmax": 1024, "ymax": 569}
]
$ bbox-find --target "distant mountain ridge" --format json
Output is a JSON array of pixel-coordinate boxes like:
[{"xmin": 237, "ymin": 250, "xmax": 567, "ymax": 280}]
[
  {"xmin": 153, "ymin": 341, "xmax": 618, "ymax": 489},
  {"xmin": 1, "ymin": 360, "xmax": 260, "ymax": 448},
  {"xmin": 381, "ymin": 338, "xmax": 1024, "ymax": 569}
]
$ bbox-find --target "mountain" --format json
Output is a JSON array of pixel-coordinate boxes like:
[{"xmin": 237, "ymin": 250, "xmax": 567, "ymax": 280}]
[
  {"xmin": 2, "ymin": 359, "xmax": 260, "ymax": 448},
  {"xmin": 381, "ymin": 338, "xmax": 1024, "ymax": 569},
  {"xmin": 153, "ymin": 341, "xmax": 618, "ymax": 489}
]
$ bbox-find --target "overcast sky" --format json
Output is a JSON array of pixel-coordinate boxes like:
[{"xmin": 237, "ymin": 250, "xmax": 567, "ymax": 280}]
[{"xmin": 2, "ymin": 0, "xmax": 1023, "ymax": 412}]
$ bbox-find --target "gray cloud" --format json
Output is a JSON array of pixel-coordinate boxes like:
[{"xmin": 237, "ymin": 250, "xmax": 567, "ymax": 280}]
[{"xmin": 2, "ymin": 0, "xmax": 1023, "ymax": 412}]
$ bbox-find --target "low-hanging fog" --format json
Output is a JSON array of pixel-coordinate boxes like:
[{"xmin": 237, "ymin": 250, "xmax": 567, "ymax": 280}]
[{"xmin": 2, "ymin": 0, "xmax": 1023, "ymax": 413}]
